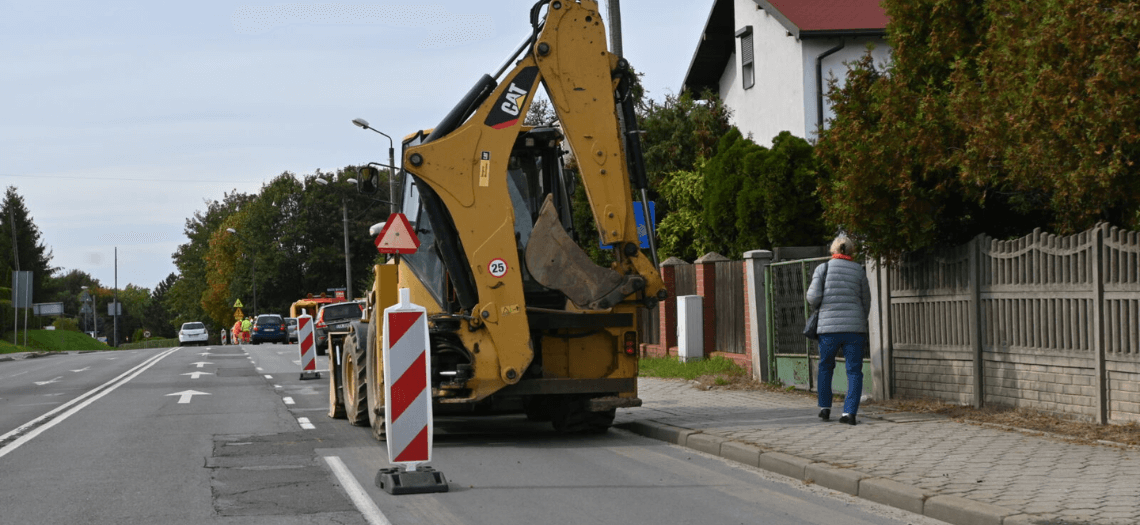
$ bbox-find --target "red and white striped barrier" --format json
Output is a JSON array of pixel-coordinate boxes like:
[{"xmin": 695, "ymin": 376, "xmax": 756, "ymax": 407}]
[
  {"xmin": 383, "ymin": 288, "xmax": 432, "ymax": 469},
  {"xmin": 297, "ymin": 311, "xmax": 320, "ymax": 380}
]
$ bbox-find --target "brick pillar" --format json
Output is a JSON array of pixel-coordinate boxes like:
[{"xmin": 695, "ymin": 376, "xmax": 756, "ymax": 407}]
[
  {"xmin": 694, "ymin": 252, "xmax": 729, "ymax": 357},
  {"xmin": 658, "ymin": 257, "xmax": 686, "ymax": 356}
]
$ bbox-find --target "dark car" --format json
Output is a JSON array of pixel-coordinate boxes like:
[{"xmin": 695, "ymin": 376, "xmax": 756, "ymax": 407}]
[
  {"xmin": 314, "ymin": 301, "xmax": 364, "ymax": 355},
  {"xmin": 286, "ymin": 317, "xmax": 298, "ymax": 343},
  {"xmin": 250, "ymin": 314, "xmax": 288, "ymax": 344}
]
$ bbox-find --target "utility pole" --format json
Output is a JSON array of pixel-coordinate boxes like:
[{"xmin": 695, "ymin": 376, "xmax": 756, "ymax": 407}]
[{"xmin": 607, "ymin": 0, "xmax": 623, "ymax": 58}]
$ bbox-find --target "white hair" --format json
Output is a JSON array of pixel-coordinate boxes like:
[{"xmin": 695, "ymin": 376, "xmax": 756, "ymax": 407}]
[{"xmin": 830, "ymin": 235, "xmax": 854, "ymax": 256}]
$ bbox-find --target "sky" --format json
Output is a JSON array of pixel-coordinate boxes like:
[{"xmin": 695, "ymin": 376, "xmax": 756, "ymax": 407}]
[{"xmin": 0, "ymin": 0, "xmax": 714, "ymax": 292}]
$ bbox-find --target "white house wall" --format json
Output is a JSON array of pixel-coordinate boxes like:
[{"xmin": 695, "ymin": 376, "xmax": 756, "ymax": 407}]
[
  {"xmin": 720, "ymin": 0, "xmax": 892, "ymax": 146},
  {"xmin": 724, "ymin": 0, "xmax": 805, "ymax": 147},
  {"xmin": 800, "ymin": 38, "xmax": 891, "ymax": 142}
]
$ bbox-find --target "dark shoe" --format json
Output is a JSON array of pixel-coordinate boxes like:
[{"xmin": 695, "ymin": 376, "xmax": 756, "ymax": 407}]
[
  {"xmin": 839, "ymin": 413, "xmax": 856, "ymax": 426},
  {"xmin": 818, "ymin": 408, "xmax": 830, "ymax": 421}
]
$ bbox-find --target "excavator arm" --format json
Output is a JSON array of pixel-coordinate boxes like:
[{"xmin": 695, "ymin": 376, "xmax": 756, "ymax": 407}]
[{"xmin": 399, "ymin": 0, "xmax": 665, "ymax": 394}]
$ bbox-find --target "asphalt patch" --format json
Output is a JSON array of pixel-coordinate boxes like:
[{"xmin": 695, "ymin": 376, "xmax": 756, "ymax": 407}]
[{"xmin": 209, "ymin": 432, "xmax": 358, "ymax": 518}]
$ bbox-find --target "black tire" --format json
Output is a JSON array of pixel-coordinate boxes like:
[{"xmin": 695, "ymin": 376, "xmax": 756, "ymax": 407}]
[
  {"xmin": 550, "ymin": 396, "xmax": 615, "ymax": 434},
  {"xmin": 523, "ymin": 396, "xmax": 553, "ymax": 422},
  {"xmin": 342, "ymin": 326, "xmax": 369, "ymax": 426},
  {"xmin": 365, "ymin": 320, "xmax": 386, "ymax": 441}
]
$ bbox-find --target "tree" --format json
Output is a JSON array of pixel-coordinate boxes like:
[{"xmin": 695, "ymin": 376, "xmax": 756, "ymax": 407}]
[
  {"xmin": 146, "ymin": 273, "xmax": 177, "ymax": 338},
  {"xmin": 817, "ymin": 0, "xmax": 1140, "ymax": 259},
  {"xmin": 0, "ymin": 186, "xmax": 55, "ymax": 301},
  {"xmin": 169, "ymin": 190, "xmax": 254, "ymax": 330}
]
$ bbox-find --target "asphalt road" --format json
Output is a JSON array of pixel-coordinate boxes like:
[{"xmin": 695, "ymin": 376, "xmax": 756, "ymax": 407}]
[{"xmin": 0, "ymin": 345, "xmax": 947, "ymax": 525}]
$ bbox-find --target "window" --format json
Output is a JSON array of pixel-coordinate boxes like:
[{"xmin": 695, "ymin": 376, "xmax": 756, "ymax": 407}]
[{"xmin": 736, "ymin": 26, "xmax": 754, "ymax": 90}]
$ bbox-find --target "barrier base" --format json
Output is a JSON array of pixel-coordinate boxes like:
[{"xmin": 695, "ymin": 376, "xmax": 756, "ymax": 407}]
[
  {"xmin": 300, "ymin": 371, "xmax": 321, "ymax": 380},
  {"xmin": 376, "ymin": 466, "xmax": 449, "ymax": 495}
]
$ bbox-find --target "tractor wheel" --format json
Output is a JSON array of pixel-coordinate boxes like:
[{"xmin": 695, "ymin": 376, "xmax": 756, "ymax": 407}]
[
  {"xmin": 550, "ymin": 396, "xmax": 615, "ymax": 434},
  {"xmin": 342, "ymin": 329, "xmax": 370, "ymax": 426},
  {"xmin": 365, "ymin": 320, "xmax": 386, "ymax": 441}
]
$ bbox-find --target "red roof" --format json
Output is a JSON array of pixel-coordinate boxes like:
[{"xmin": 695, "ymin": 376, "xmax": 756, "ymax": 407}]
[{"xmin": 762, "ymin": 0, "xmax": 887, "ymax": 33}]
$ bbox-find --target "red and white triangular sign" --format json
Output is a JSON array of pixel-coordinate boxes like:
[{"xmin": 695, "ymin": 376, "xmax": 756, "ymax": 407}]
[{"xmin": 375, "ymin": 212, "xmax": 421, "ymax": 254}]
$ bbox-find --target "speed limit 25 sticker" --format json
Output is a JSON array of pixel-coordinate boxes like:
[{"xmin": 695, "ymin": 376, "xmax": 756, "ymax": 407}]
[{"xmin": 487, "ymin": 258, "xmax": 508, "ymax": 278}]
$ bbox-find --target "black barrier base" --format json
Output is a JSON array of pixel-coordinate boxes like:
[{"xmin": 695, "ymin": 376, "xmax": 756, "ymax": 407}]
[
  {"xmin": 299, "ymin": 371, "xmax": 320, "ymax": 380},
  {"xmin": 376, "ymin": 466, "xmax": 449, "ymax": 495}
]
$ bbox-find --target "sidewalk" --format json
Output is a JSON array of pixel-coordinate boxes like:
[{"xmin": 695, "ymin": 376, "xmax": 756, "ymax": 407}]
[{"xmin": 617, "ymin": 377, "xmax": 1140, "ymax": 525}]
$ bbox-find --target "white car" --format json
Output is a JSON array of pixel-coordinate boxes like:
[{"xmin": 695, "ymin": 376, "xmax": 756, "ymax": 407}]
[{"xmin": 178, "ymin": 322, "xmax": 209, "ymax": 346}]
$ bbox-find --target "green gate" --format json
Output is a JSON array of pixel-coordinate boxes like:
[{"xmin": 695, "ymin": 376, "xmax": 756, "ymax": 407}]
[{"xmin": 764, "ymin": 257, "xmax": 872, "ymax": 393}]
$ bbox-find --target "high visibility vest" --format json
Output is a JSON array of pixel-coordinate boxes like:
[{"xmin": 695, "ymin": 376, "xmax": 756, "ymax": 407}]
[{"xmin": 241, "ymin": 319, "xmax": 251, "ymax": 331}]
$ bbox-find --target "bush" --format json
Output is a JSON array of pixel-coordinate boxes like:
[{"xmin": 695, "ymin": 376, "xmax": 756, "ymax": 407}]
[{"xmin": 53, "ymin": 317, "xmax": 80, "ymax": 332}]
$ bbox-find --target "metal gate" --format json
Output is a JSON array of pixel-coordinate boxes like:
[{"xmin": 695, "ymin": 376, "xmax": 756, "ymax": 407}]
[{"xmin": 765, "ymin": 256, "xmax": 871, "ymax": 392}]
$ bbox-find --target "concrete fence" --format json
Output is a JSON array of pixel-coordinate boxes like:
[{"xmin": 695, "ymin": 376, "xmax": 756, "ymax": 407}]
[{"xmin": 869, "ymin": 223, "xmax": 1140, "ymax": 424}]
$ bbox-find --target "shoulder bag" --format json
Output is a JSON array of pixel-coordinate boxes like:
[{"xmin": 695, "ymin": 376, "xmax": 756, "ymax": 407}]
[{"xmin": 803, "ymin": 260, "xmax": 829, "ymax": 340}]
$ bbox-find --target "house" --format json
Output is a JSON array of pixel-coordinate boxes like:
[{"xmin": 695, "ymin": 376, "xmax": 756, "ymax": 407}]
[{"xmin": 682, "ymin": 0, "xmax": 892, "ymax": 145}]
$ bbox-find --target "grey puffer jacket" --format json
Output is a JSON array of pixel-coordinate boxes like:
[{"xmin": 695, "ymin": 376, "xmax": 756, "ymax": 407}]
[{"xmin": 806, "ymin": 258, "xmax": 872, "ymax": 334}]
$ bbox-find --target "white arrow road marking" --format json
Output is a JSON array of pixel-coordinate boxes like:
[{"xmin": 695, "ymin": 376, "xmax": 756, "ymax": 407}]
[
  {"xmin": 182, "ymin": 372, "xmax": 213, "ymax": 379},
  {"xmin": 70, "ymin": 367, "xmax": 90, "ymax": 373},
  {"xmin": 34, "ymin": 377, "xmax": 63, "ymax": 386},
  {"xmin": 191, "ymin": 361, "xmax": 213, "ymax": 368},
  {"xmin": 166, "ymin": 390, "xmax": 210, "ymax": 404}
]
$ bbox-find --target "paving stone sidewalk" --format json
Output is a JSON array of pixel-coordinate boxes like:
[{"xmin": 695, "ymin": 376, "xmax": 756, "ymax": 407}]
[{"xmin": 616, "ymin": 377, "xmax": 1140, "ymax": 525}]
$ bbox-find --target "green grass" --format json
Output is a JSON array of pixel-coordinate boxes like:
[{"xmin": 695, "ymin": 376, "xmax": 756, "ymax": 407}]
[
  {"xmin": 639, "ymin": 355, "xmax": 747, "ymax": 381},
  {"xmin": 117, "ymin": 338, "xmax": 179, "ymax": 350},
  {"xmin": 0, "ymin": 330, "xmax": 110, "ymax": 353}
]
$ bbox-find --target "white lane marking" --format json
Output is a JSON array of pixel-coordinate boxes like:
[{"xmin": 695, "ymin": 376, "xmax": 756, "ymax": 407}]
[
  {"xmin": 0, "ymin": 348, "xmax": 180, "ymax": 459},
  {"xmin": 190, "ymin": 361, "xmax": 213, "ymax": 368},
  {"xmin": 70, "ymin": 367, "xmax": 90, "ymax": 373},
  {"xmin": 283, "ymin": 397, "xmax": 295, "ymax": 405},
  {"xmin": 256, "ymin": 367, "xmax": 264, "ymax": 371},
  {"xmin": 324, "ymin": 456, "xmax": 392, "ymax": 525},
  {"xmin": 34, "ymin": 376, "xmax": 63, "ymax": 386},
  {"xmin": 274, "ymin": 384, "xmax": 283, "ymax": 389},
  {"xmin": 297, "ymin": 417, "xmax": 315, "ymax": 430},
  {"xmin": 182, "ymin": 372, "xmax": 213, "ymax": 379},
  {"xmin": 292, "ymin": 360, "xmax": 301, "ymax": 366},
  {"xmin": 264, "ymin": 374, "xmax": 273, "ymax": 379},
  {"xmin": 166, "ymin": 390, "xmax": 210, "ymax": 404}
]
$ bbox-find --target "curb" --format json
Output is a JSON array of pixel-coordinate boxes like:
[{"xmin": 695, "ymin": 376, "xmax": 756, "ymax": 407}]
[{"xmin": 615, "ymin": 420, "xmax": 1028, "ymax": 525}]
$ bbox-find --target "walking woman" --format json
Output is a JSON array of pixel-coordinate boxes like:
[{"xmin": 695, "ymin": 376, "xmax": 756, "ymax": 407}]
[{"xmin": 806, "ymin": 234, "xmax": 872, "ymax": 425}]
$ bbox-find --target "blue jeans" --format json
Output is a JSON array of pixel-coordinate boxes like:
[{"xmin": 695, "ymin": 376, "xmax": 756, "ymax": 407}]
[{"xmin": 817, "ymin": 333, "xmax": 867, "ymax": 415}]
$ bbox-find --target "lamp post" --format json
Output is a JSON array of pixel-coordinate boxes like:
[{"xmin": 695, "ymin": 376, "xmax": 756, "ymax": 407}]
[
  {"xmin": 80, "ymin": 285, "xmax": 91, "ymax": 337},
  {"xmin": 351, "ymin": 118, "xmax": 397, "ymax": 214},
  {"xmin": 314, "ymin": 178, "xmax": 357, "ymax": 301},
  {"xmin": 225, "ymin": 228, "xmax": 257, "ymax": 315}
]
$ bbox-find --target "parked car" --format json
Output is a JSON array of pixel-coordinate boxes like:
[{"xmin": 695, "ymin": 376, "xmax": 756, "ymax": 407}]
[
  {"xmin": 178, "ymin": 322, "xmax": 209, "ymax": 346},
  {"xmin": 250, "ymin": 314, "xmax": 288, "ymax": 345},
  {"xmin": 314, "ymin": 301, "xmax": 364, "ymax": 355},
  {"xmin": 286, "ymin": 317, "xmax": 298, "ymax": 343}
]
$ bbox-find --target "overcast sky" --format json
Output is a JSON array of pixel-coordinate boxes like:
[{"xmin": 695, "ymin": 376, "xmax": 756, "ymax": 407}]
[{"xmin": 0, "ymin": 0, "xmax": 713, "ymax": 292}]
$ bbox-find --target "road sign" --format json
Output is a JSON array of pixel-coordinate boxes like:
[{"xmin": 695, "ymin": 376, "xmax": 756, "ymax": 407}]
[
  {"xmin": 378, "ymin": 288, "xmax": 448, "ymax": 494},
  {"xmin": 384, "ymin": 288, "xmax": 432, "ymax": 466},
  {"xmin": 233, "ymin": 299, "xmax": 244, "ymax": 308},
  {"xmin": 297, "ymin": 313, "xmax": 319, "ymax": 380},
  {"xmin": 33, "ymin": 302, "xmax": 64, "ymax": 316},
  {"xmin": 374, "ymin": 213, "xmax": 421, "ymax": 254},
  {"xmin": 600, "ymin": 201, "xmax": 656, "ymax": 250}
]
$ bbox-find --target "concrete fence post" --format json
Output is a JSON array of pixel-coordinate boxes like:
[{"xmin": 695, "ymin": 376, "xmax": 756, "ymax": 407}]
[{"xmin": 744, "ymin": 250, "xmax": 774, "ymax": 382}]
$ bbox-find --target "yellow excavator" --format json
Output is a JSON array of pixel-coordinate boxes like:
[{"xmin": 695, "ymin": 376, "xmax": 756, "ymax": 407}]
[{"xmin": 331, "ymin": 0, "xmax": 666, "ymax": 435}]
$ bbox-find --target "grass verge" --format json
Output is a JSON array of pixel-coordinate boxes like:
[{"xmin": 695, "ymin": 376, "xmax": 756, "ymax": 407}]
[{"xmin": 0, "ymin": 330, "xmax": 109, "ymax": 353}]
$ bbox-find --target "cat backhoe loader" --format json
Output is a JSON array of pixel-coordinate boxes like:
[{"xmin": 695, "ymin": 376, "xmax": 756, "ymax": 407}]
[{"xmin": 331, "ymin": 0, "xmax": 666, "ymax": 435}]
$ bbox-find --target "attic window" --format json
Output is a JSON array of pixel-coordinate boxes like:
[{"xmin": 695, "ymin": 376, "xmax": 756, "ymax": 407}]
[{"xmin": 735, "ymin": 26, "xmax": 754, "ymax": 90}]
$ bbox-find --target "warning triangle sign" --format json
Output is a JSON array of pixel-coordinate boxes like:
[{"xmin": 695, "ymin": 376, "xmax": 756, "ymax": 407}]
[
  {"xmin": 233, "ymin": 299, "xmax": 244, "ymax": 308},
  {"xmin": 375, "ymin": 213, "xmax": 421, "ymax": 254}
]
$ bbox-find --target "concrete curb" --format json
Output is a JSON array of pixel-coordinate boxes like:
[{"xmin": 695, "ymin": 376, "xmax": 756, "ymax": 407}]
[{"xmin": 615, "ymin": 420, "xmax": 1026, "ymax": 525}]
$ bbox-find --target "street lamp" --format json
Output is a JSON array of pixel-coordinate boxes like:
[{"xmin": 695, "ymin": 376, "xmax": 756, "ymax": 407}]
[
  {"xmin": 226, "ymin": 228, "xmax": 257, "ymax": 315},
  {"xmin": 314, "ymin": 177, "xmax": 358, "ymax": 301},
  {"xmin": 351, "ymin": 117, "xmax": 398, "ymax": 215},
  {"xmin": 80, "ymin": 285, "xmax": 93, "ymax": 337}
]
